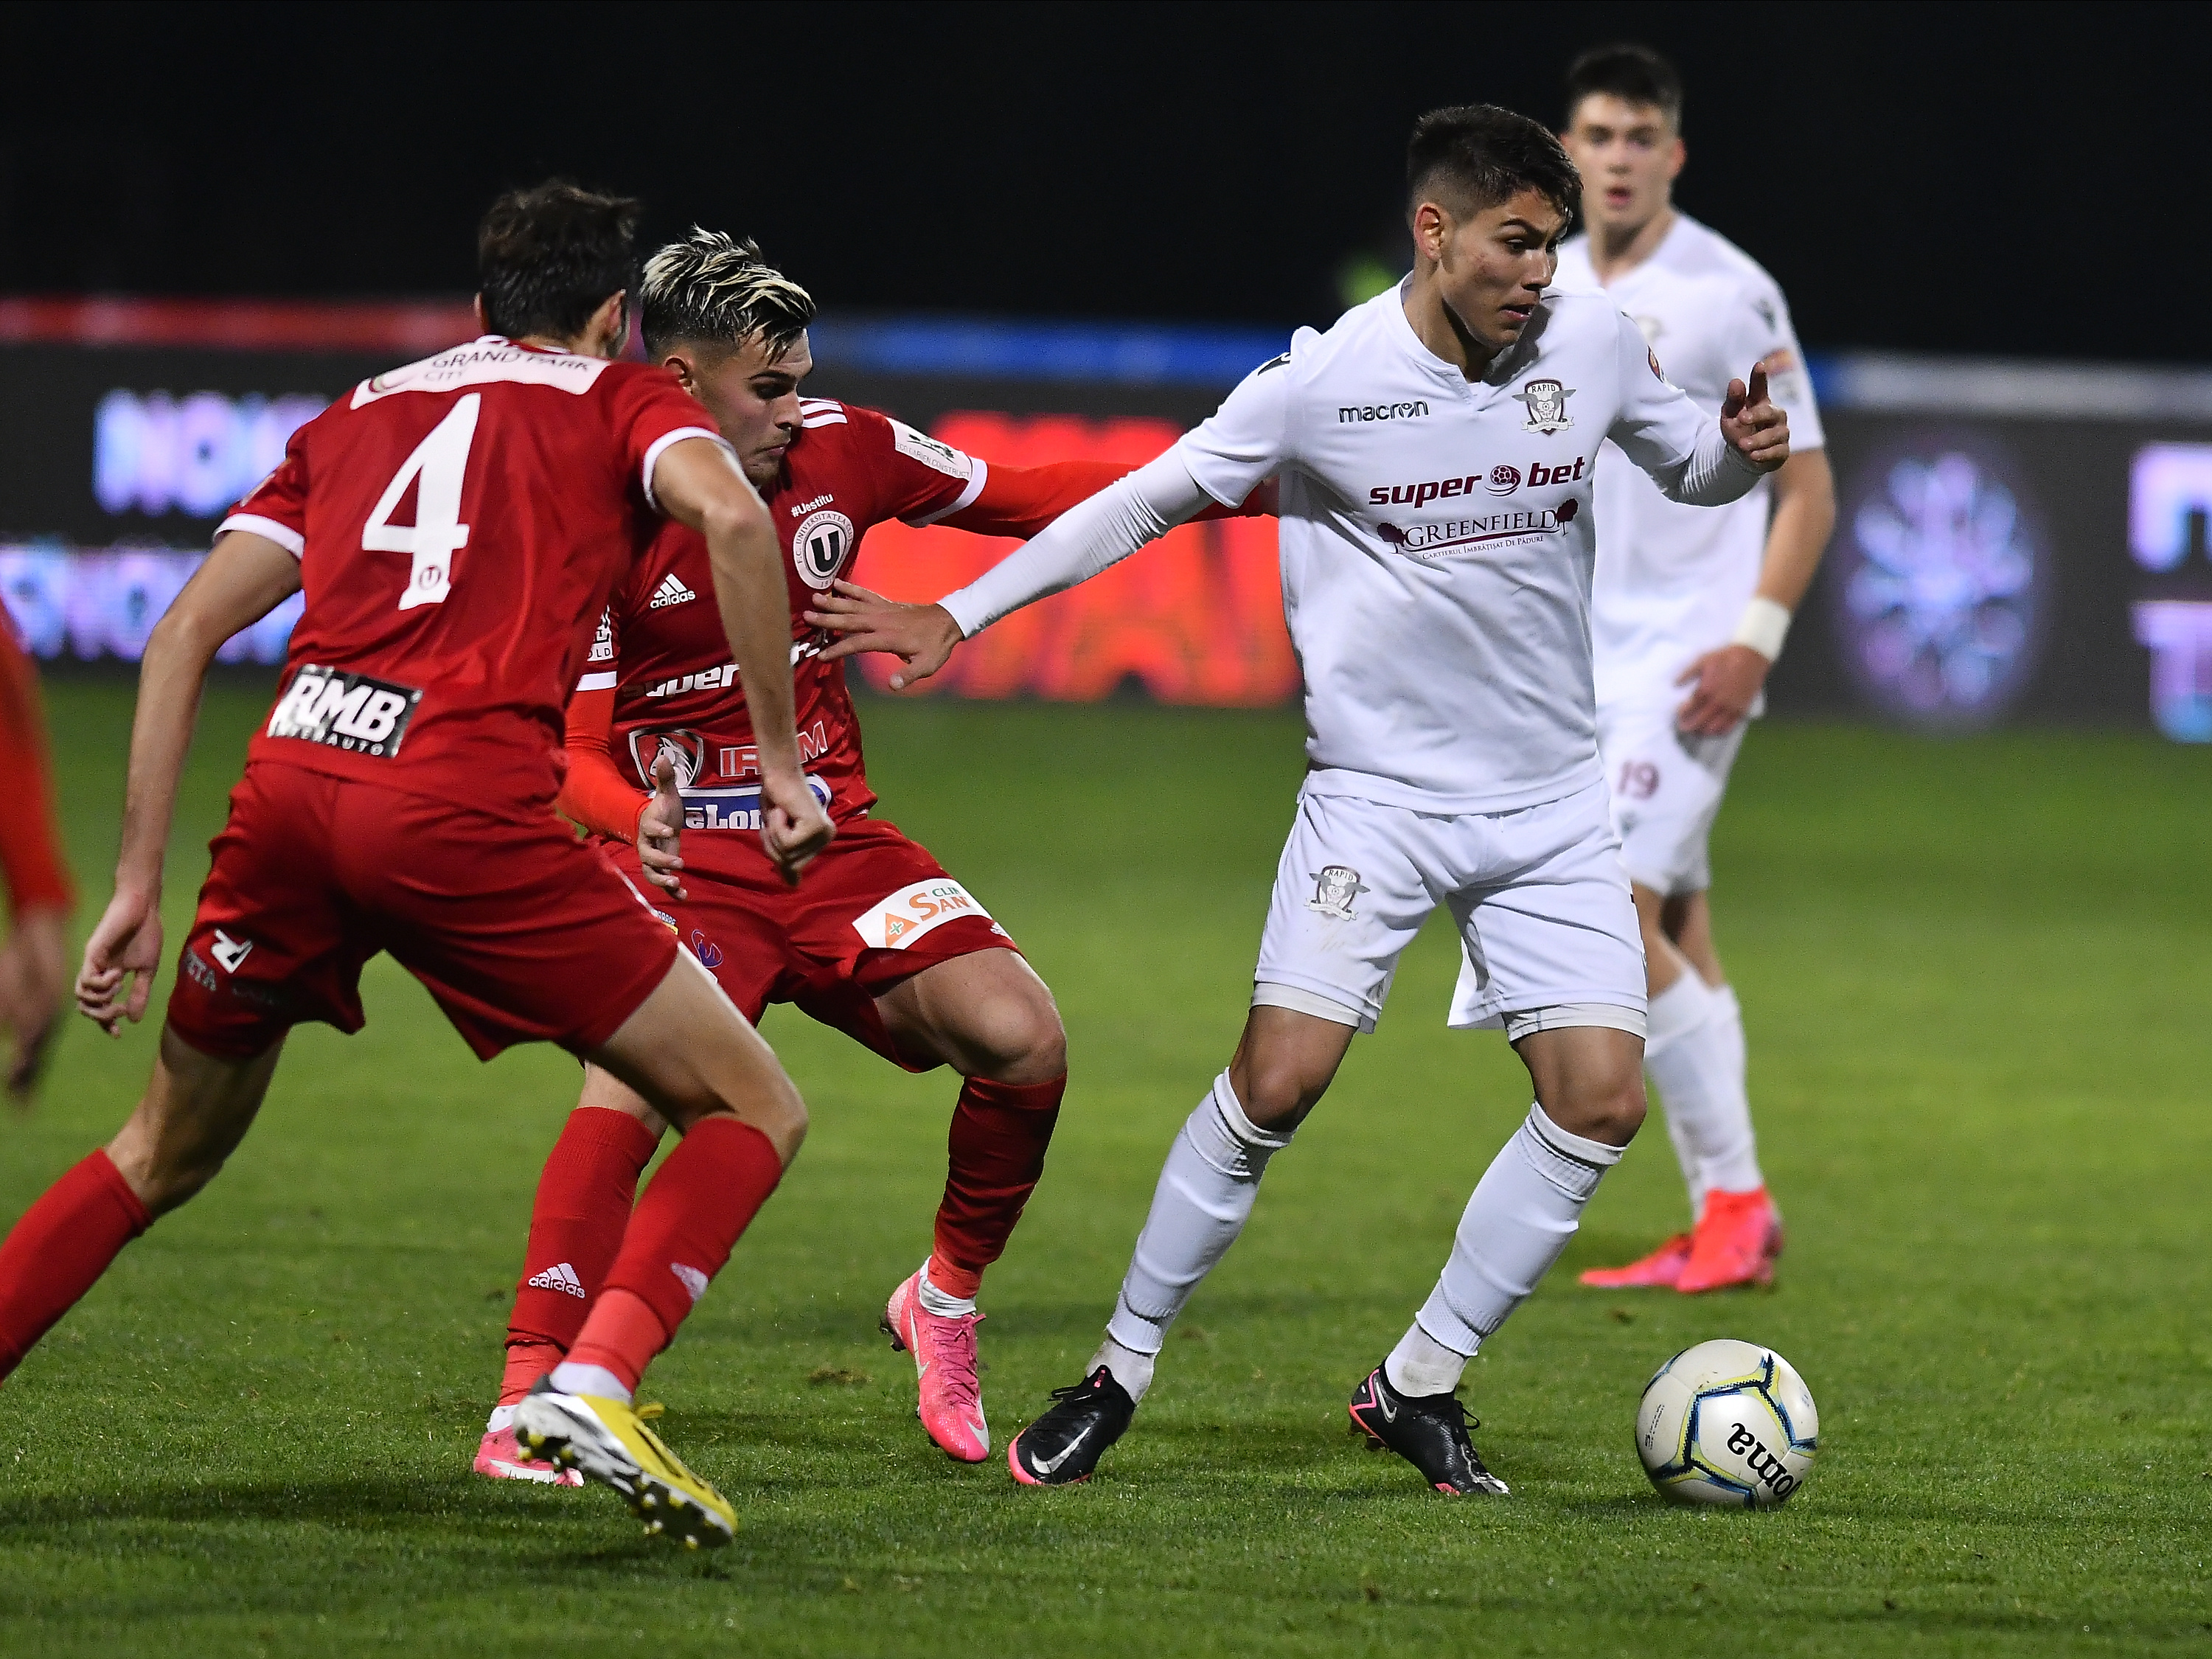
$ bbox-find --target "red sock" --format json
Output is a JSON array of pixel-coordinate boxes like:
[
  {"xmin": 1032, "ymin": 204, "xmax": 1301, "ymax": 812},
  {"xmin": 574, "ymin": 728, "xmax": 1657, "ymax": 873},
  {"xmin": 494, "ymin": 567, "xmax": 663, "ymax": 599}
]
[
  {"xmin": 498, "ymin": 1339, "xmax": 565, "ymax": 1409},
  {"xmin": 567, "ymin": 1116, "xmax": 782, "ymax": 1393},
  {"xmin": 0, "ymin": 1150, "xmax": 150, "ymax": 1383},
  {"xmin": 505, "ymin": 1107, "xmax": 660, "ymax": 1374},
  {"xmin": 927, "ymin": 1074, "xmax": 1065, "ymax": 1300}
]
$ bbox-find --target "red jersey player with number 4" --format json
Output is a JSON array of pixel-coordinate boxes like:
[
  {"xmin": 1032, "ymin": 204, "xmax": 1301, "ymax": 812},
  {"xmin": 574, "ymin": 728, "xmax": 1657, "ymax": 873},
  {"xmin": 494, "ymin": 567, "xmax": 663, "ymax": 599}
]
[
  {"xmin": 479, "ymin": 230, "xmax": 1265, "ymax": 1472},
  {"xmin": 0, "ymin": 186, "xmax": 834, "ymax": 1549}
]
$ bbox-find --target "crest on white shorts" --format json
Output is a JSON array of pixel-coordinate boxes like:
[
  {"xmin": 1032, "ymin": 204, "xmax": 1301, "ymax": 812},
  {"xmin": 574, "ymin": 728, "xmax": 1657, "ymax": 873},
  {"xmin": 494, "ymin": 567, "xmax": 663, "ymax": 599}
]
[
  {"xmin": 1514, "ymin": 378, "xmax": 1575, "ymax": 434},
  {"xmin": 1306, "ymin": 865, "xmax": 1370, "ymax": 920}
]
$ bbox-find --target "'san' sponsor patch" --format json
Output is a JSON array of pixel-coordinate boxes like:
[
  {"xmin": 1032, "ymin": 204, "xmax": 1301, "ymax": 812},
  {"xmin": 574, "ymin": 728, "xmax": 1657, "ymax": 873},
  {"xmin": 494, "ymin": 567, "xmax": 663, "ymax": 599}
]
[{"xmin": 852, "ymin": 877, "xmax": 993, "ymax": 950}]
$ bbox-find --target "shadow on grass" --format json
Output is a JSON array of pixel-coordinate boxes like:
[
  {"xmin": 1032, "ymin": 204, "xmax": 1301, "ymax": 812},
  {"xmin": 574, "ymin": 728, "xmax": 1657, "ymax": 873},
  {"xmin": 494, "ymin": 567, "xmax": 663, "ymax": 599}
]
[{"xmin": 0, "ymin": 1479, "xmax": 683, "ymax": 1565}]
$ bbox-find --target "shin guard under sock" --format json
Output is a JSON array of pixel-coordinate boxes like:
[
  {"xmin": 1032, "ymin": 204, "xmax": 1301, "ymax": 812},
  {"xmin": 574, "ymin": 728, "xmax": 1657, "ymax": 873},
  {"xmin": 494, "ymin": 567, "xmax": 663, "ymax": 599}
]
[
  {"xmin": 0, "ymin": 1150, "xmax": 150, "ymax": 1383},
  {"xmin": 506, "ymin": 1107, "xmax": 660, "ymax": 1357},
  {"xmin": 571, "ymin": 1116, "xmax": 782, "ymax": 1391},
  {"xmin": 928, "ymin": 1073, "xmax": 1065, "ymax": 1300},
  {"xmin": 1413, "ymin": 1105, "xmax": 1622, "ymax": 1354},
  {"xmin": 1104, "ymin": 1071, "xmax": 1293, "ymax": 1368}
]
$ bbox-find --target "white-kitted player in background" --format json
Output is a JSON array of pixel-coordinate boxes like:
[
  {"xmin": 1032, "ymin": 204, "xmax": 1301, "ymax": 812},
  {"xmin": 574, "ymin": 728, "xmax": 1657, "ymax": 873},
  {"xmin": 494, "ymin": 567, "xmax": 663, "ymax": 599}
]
[
  {"xmin": 1492, "ymin": 44, "xmax": 1835, "ymax": 1294},
  {"xmin": 810, "ymin": 103, "xmax": 1790, "ymax": 1494}
]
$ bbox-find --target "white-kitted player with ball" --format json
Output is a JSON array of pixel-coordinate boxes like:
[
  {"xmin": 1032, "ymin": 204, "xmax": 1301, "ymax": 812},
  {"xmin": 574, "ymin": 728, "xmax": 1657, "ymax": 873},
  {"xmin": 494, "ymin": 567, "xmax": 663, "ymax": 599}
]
[{"xmin": 813, "ymin": 101, "xmax": 1790, "ymax": 1495}]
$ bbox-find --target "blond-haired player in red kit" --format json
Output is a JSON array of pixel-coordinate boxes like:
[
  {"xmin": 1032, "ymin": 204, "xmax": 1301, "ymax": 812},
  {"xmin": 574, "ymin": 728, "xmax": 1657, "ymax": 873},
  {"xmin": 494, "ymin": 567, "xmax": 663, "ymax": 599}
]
[
  {"xmin": 473, "ymin": 229, "xmax": 1269, "ymax": 1479},
  {"xmin": 0, "ymin": 184, "xmax": 832, "ymax": 1548}
]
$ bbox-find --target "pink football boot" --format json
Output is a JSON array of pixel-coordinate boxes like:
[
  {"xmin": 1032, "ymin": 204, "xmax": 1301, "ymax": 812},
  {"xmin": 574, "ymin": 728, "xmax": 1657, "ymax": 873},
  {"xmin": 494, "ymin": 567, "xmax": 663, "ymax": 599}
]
[
  {"xmin": 1676, "ymin": 1188, "xmax": 1784, "ymax": 1293},
  {"xmin": 882, "ymin": 1267, "xmax": 990, "ymax": 1462},
  {"xmin": 473, "ymin": 1405, "xmax": 582, "ymax": 1486},
  {"xmin": 1579, "ymin": 1231, "xmax": 1694, "ymax": 1289}
]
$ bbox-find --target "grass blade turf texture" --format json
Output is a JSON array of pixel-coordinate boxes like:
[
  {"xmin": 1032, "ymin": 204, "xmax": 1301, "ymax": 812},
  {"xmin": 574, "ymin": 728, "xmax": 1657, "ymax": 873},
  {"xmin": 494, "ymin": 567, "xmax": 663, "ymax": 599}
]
[{"xmin": 2, "ymin": 682, "xmax": 2208, "ymax": 1656}]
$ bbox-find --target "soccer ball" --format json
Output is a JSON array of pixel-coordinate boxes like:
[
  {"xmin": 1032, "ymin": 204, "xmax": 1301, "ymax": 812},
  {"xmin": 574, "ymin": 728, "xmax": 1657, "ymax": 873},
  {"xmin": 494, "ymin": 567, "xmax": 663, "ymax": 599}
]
[{"xmin": 1635, "ymin": 1338, "xmax": 1818, "ymax": 1509}]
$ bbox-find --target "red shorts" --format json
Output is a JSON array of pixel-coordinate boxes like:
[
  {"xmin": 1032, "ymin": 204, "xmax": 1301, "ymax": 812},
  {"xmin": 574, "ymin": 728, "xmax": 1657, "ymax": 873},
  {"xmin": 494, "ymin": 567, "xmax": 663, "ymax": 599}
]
[
  {"xmin": 167, "ymin": 762, "xmax": 680, "ymax": 1061},
  {"xmin": 608, "ymin": 814, "xmax": 1017, "ymax": 1071}
]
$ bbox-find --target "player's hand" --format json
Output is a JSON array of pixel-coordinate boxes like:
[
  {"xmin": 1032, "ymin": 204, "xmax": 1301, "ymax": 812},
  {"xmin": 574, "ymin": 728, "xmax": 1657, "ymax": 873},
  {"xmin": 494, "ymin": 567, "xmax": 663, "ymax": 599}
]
[
  {"xmin": 759, "ymin": 769, "xmax": 833, "ymax": 888},
  {"xmin": 636, "ymin": 754, "xmax": 687, "ymax": 900},
  {"xmin": 803, "ymin": 582, "xmax": 962, "ymax": 689},
  {"xmin": 1674, "ymin": 644, "xmax": 1771, "ymax": 737},
  {"xmin": 75, "ymin": 888, "xmax": 163, "ymax": 1038},
  {"xmin": 1719, "ymin": 364, "xmax": 1790, "ymax": 474},
  {"xmin": 0, "ymin": 910, "xmax": 68, "ymax": 1106}
]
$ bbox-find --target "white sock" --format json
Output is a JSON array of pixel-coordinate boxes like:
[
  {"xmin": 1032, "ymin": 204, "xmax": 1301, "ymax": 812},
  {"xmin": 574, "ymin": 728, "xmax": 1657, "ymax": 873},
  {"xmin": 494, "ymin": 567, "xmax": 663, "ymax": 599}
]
[
  {"xmin": 1087, "ymin": 1335, "xmax": 1158, "ymax": 1403},
  {"xmin": 548, "ymin": 1361, "xmax": 632, "ymax": 1405},
  {"xmin": 918, "ymin": 1262, "xmax": 978, "ymax": 1318},
  {"xmin": 1414, "ymin": 1105, "xmax": 1624, "ymax": 1352},
  {"xmin": 1100, "ymin": 1071, "xmax": 1294, "ymax": 1398},
  {"xmin": 1383, "ymin": 1322, "xmax": 1469, "ymax": 1398},
  {"xmin": 1662, "ymin": 1096, "xmax": 1705, "ymax": 1222},
  {"xmin": 1705, "ymin": 986, "xmax": 1761, "ymax": 1192},
  {"xmin": 1644, "ymin": 972, "xmax": 1762, "ymax": 1206}
]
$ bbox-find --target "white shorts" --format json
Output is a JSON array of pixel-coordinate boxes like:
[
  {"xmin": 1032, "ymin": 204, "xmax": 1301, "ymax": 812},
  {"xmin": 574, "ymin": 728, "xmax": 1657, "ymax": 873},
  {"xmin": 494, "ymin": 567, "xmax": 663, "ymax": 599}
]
[
  {"xmin": 1594, "ymin": 695, "xmax": 1749, "ymax": 897},
  {"xmin": 1251, "ymin": 779, "xmax": 1646, "ymax": 1039}
]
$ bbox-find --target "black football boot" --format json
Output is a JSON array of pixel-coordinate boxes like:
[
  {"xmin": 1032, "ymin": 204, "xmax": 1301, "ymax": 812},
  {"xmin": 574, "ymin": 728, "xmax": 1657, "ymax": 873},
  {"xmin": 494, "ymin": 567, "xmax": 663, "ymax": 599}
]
[
  {"xmin": 1006, "ymin": 1366, "xmax": 1138, "ymax": 1486},
  {"xmin": 1347, "ymin": 1363, "xmax": 1510, "ymax": 1495}
]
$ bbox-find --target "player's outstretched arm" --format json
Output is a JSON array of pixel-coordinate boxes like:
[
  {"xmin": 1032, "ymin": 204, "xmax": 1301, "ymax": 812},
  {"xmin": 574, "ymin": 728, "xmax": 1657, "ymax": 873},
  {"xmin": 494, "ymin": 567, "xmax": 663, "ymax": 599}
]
[
  {"xmin": 804, "ymin": 451, "xmax": 1216, "ymax": 689},
  {"xmin": 77, "ymin": 531, "xmax": 302, "ymax": 1035},
  {"xmin": 651, "ymin": 436, "xmax": 832, "ymax": 885}
]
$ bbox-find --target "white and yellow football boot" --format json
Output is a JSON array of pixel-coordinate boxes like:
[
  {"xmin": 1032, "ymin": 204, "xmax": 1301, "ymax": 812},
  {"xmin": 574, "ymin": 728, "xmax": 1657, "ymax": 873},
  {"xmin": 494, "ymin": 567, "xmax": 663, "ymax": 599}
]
[{"xmin": 512, "ymin": 1379, "xmax": 736, "ymax": 1548}]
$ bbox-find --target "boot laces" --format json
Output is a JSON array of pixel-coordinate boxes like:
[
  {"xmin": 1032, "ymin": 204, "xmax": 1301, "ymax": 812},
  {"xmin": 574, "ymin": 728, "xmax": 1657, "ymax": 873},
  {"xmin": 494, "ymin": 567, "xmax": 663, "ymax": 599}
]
[{"xmin": 922, "ymin": 1312, "xmax": 982, "ymax": 1413}]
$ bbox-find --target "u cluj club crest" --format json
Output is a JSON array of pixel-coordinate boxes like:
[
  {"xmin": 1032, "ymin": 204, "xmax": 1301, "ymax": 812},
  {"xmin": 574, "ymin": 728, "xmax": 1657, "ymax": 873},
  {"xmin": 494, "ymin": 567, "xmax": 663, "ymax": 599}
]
[
  {"xmin": 627, "ymin": 728, "xmax": 706, "ymax": 788},
  {"xmin": 1514, "ymin": 378, "xmax": 1575, "ymax": 434},
  {"xmin": 1306, "ymin": 865, "xmax": 1370, "ymax": 920}
]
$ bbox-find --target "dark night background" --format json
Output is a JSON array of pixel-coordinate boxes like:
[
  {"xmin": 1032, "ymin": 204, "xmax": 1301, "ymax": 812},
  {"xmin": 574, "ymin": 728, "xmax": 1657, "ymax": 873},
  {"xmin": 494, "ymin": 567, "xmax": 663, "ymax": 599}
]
[{"xmin": 1, "ymin": 1, "xmax": 2205, "ymax": 358}]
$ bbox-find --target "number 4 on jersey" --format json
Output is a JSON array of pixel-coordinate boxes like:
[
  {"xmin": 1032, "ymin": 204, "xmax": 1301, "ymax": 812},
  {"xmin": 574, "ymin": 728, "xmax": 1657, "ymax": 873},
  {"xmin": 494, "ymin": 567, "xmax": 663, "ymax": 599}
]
[{"xmin": 364, "ymin": 393, "xmax": 480, "ymax": 610}]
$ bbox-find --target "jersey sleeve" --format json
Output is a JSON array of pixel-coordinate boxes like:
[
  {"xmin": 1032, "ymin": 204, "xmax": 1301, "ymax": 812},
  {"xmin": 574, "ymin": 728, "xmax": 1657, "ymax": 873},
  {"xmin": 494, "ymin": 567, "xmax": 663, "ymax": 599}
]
[
  {"xmin": 1175, "ymin": 355, "xmax": 1293, "ymax": 508},
  {"xmin": 1605, "ymin": 308, "xmax": 1713, "ymax": 477},
  {"xmin": 604, "ymin": 366, "xmax": 734, "ymax": 512},
  {"xmin": 216, "ymin": 428, "xmax": 310, "ymax": 557},
  {"xmin": 844, "ymin": 407, "xmax": 986, "ymax": 527},
  {"xmin": 557, "ymin": 682, "xmax": 647, "ymax": 841},
  {"xmin": 576, "ymin": 602, "xmax": 621, "ymax": 695},
  {"xmin": 0, "ymin": 625, "xmax": 72, "ymax": 917},
  {"xmin": 1725, "ymin": 276, "xmax": 1825, "ymax": 451}
]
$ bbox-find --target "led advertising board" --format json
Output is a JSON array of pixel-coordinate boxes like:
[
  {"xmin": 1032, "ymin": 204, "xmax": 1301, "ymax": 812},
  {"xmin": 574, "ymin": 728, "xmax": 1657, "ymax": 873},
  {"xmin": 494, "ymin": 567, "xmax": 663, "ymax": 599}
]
[{"xmin": 1, "ymin": 310, "xmax": 2208, "ymax": 740}]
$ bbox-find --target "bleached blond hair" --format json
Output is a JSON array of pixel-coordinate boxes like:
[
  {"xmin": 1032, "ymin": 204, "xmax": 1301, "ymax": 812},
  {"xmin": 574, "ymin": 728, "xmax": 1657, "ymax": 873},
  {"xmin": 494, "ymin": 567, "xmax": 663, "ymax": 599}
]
[{"xmin": 639, "ymin": 228, "xmax": 816, "ymax": 361}]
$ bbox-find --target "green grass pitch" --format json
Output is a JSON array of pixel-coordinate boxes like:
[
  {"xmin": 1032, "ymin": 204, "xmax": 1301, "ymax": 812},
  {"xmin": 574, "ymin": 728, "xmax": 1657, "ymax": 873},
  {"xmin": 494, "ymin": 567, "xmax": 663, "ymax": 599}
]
[{"xmin": 2, "ymin": 680, "xmax": 2208, "ymax": 1657}]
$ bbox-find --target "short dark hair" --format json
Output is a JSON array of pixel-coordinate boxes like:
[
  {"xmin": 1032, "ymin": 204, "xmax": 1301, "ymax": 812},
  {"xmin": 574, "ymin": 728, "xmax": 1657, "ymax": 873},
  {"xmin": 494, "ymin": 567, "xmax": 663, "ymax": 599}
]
[
  {"xmin": 1564, "ymin": 43, "xmax": 1684, "ymax": 130},
  {"xmin": 639, "ymin": 229, "xmax": 817, "ymax": 363},
  {"xmin": 1405, "ymin": 105, "xmax": 1580, "ymax": 230},
  {"xmin": 476, "ymin": 181, "xmax": 643, "ymax": 342}
]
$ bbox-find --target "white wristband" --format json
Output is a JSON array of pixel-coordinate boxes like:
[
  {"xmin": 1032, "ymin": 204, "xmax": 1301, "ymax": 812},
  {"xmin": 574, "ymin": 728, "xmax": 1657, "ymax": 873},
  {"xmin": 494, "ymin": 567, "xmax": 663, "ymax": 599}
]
[{"xmin": 1731, "ymin": 597, "xmax": 1792, "ymax": 663}]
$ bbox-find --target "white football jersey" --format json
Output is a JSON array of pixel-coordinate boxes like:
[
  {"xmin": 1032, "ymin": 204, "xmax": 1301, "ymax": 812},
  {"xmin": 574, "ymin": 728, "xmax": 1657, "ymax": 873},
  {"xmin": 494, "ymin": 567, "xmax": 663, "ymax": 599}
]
[
  {"xmin": 1177, "ymin": 280, "xmax": 1746, "ymax": 815},
  {"xmin": 1559, "ymin": 215, "xmax": 1826, "ymax": 707}
]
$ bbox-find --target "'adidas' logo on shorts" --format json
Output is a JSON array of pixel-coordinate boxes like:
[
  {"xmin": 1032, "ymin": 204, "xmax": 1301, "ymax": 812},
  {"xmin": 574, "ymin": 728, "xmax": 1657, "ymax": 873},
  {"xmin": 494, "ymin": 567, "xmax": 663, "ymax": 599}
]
[
  {"xmin": 648, "ymin": 573, "xmax": 697, "ymax": 609},
  {"xmin": 527, "ymin": 1262, "xmax": 588, "ymax": 1298}
]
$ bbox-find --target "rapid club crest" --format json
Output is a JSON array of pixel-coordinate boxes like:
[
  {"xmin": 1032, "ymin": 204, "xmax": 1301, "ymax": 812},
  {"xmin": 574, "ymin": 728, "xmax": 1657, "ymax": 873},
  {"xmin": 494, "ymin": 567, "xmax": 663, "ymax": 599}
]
[
  {"xmin": 1514, "ymin": 378, "xmax": 1576, "ymax": 434},
  {"xmin": 1306, "ymin": 865, "xmax": 1370, "ymax": 920}
]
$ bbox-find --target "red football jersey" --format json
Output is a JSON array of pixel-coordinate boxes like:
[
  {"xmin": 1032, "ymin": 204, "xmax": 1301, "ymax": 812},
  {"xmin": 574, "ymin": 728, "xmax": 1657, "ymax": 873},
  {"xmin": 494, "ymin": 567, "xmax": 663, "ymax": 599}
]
[
  {"xmin": 221, "ymin": 337, "xmax": 720, "ymax": 810},
  {"xmin": 582, "ymin": 400, "xmax": 984, "ymax": 827}
]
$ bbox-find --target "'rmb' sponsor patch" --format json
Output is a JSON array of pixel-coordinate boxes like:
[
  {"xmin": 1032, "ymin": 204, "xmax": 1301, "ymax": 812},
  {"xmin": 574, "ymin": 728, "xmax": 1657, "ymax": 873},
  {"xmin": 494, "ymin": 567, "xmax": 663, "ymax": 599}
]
[{"xmin": 265, "ymin": 665, "xmax": 422, "ymax": 758}]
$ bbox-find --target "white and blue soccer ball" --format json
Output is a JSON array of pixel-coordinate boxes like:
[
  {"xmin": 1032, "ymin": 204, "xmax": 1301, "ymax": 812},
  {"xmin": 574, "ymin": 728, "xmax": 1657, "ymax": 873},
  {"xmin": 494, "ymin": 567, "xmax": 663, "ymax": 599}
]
[{"xmin": 1635, "ymin": 1338, "xmax": 1818, "ymax": 1509}]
